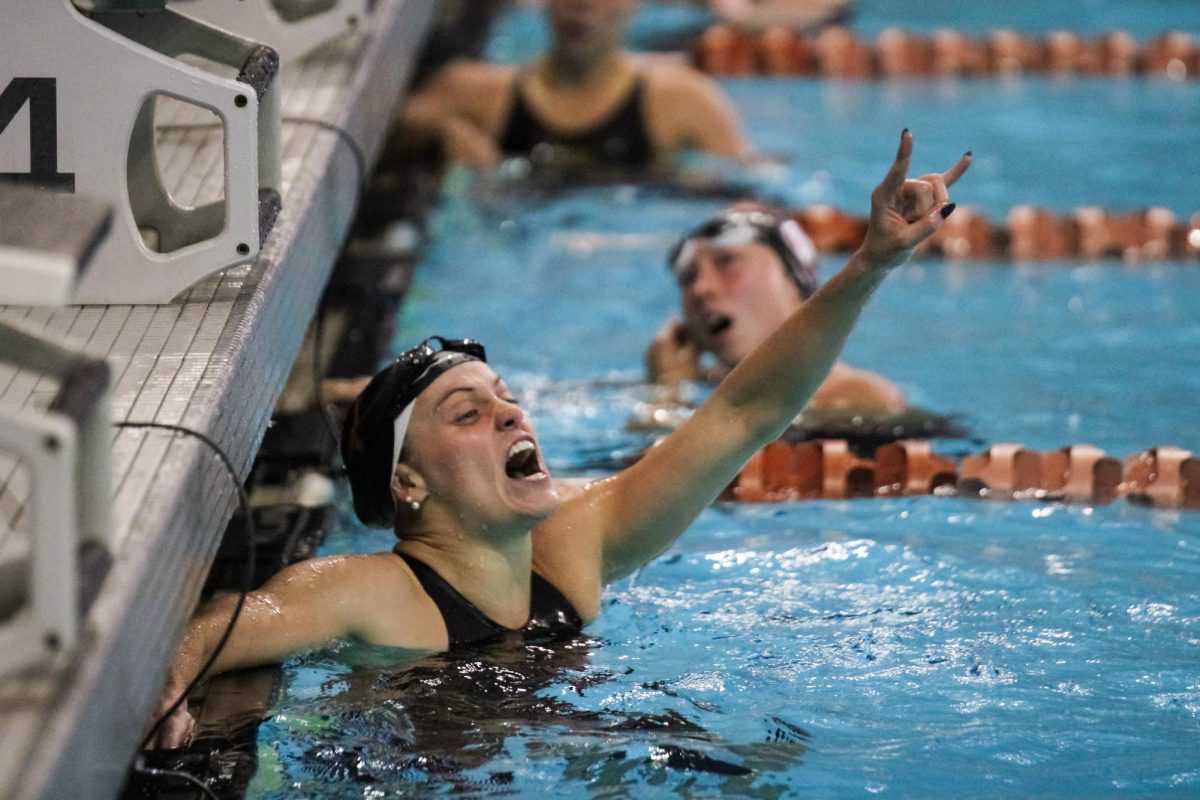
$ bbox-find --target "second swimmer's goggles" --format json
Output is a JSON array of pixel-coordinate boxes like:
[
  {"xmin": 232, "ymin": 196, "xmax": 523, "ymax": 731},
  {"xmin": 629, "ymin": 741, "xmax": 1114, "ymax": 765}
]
[
  {"xmin": 340, "ymin": 336, "xmax": 487, "ymax": 527},
  {"xmin": 667, "ymin": 209, "xmax": 819, "ymax": 299}
]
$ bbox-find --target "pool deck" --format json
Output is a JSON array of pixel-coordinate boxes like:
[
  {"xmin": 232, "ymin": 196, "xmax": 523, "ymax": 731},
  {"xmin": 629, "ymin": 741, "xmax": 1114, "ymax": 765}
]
[{"xmin": 0, "ymin": 1, "xmax": 436, "ymax": 797}]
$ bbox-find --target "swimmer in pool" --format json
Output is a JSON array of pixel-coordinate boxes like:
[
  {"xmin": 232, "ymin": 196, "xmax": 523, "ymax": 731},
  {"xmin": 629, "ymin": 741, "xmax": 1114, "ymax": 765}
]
[
  {"xmin": 643, "ymin": 192, "xmax": 977, "ymax": 414},
  {"xmin": 150, "ymin": 131, "xmax": 966, "ymax": 749},
  {"xmin": 398, "ymin": 0, "xmax": 749, "ymax": 168}
]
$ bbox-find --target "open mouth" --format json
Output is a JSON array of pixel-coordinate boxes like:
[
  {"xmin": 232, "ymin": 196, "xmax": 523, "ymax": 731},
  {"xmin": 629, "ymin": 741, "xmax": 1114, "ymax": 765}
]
[
  {"xmin": 505, "ymin": 440, "xmax": 547, "ymax": 480},
  {"xmin": 706, "ymin": 314, "xmax": 733, "ymax": 338}
]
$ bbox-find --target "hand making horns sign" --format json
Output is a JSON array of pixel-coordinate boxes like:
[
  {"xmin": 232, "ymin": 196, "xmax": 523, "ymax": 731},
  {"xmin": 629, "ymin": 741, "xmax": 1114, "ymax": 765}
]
[{"xmin": 865, "ymin": 129, "xmax": 972, "ymax": 267}]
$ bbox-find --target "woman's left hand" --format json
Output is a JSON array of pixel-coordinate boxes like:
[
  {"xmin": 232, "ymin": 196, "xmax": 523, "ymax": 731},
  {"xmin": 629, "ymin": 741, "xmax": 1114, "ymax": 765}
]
[{"xmin": 860, "ymin": 130, "xmax": 971, "ymax": 270}]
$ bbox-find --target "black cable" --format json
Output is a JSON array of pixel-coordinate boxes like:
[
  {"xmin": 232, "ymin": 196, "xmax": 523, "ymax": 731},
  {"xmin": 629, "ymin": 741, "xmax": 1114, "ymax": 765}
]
[
  {"xmin": 281, "ymin": 115, "xmax": 368, "ymax": 194},
  {"xmin": 114, "ymin": 421, "xmax": 256, "ymax": 756},
  {"xmin": 156, "ymin": 116, "xmax": 368, "ymax": 459},
  {"xmin": 312, "ymin": 295, "xmax": 344, "ymax": 460},
  {"xmin": 156, "ymin": 116, "xmax": 367, "ymax": 197},
  {"xmin": 130, "ymin": 757, "xmax": 221, "ymax": 800},
  {"xmin": 279, "ymin": 115, "xmax": 368, "ymax": 460}
]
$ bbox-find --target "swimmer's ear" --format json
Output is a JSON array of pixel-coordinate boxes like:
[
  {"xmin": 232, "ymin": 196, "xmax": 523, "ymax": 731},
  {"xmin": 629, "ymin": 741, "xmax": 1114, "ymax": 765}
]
[{"xmin": 391, "ymin": 463, "xmax": 429, "ymax": 507}]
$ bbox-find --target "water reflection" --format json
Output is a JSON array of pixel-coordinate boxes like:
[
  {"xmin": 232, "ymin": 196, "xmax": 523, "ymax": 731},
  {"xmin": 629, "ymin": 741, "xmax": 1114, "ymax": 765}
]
[{"xmin": 268, "ymin": 634, "xmax": 811, "ymax": 797}]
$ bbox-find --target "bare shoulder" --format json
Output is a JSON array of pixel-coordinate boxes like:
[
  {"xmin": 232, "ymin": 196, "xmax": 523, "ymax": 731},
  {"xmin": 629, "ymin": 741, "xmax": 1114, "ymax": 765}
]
[
  {"xmin": 639, "ymin": 55, "xmax": 727, "ymax": 101},
  {"xmin": 267, "ymin": 552, "xmax": 404, "ymax": 591},
  {"xmin": 637, "ymin": 56, "xmax": 747, "ymax": 157},
  {"xmin": 270, "ymin": 552, "xmax": 444, "ymax": 648},
  {"xmin": 530, "ymin": 476, "xmax": 619, "ymax": 622},
  {"xmin": 334, "ymin": 551, "xmax": 429, "ymax": 606},
  {"xmin": 416, "ymin": 60, "xmax": 517, "ymax": 133},
  {"xmin": 813, "ymin": 362, "xmax": 907, "ymax": 414},
  {"xmin": 426, "ymin": 59, "xmax": 516, "ymax": 95}
]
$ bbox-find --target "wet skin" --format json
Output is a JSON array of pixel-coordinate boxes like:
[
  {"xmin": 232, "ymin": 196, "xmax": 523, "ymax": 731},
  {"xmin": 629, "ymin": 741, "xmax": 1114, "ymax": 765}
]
[{"xmin": 677, "ymin": 239, "xmax": 806, "ymax": 370}]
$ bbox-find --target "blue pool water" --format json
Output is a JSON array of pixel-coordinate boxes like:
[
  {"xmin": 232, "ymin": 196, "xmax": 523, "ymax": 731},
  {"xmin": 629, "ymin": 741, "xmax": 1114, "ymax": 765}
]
[
  {"xmin": 485, "ymin": 0, "xmax": 1200, "ymax": 61},
  {"xmin": 246, "ymin": 8, "xmax": 1200, "ymax": 799}
]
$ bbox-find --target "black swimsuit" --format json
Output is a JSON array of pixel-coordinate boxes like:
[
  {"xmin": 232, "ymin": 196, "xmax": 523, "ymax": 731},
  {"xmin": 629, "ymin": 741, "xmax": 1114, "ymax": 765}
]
[
  {"xmin": 397, "ymin": 553, "xmax": 584, "ymax": 648},
  {"xmin": 497, "ymin": 75, "xmax": 655, "ymax": 168}
]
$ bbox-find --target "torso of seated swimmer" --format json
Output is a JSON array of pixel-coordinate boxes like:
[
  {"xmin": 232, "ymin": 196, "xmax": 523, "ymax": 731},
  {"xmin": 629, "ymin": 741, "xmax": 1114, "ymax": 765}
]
[
  {"xmin": 397, "ymin": 0, "xmax": 747, "ymax": 167},
  {"xmin": 647, "ymin": 235, "xmax": 906, "ymax": 415},
  {"xmin": 497, "ymin": 60, "xmax": 655, "ymax": 168}
]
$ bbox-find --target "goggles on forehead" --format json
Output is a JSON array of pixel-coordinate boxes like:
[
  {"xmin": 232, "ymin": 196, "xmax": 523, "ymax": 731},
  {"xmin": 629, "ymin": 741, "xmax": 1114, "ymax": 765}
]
[
  {"xmin": 389, "ymin": 337, "xmax": 487, "ymax": 477},
  {"xmin": 667, "ymin": 209, "xmax": 819, "ymax": 297}
]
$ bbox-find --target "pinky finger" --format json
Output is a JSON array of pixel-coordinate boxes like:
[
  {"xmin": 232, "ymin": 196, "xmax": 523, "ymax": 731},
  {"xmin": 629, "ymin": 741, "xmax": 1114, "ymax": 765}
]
[{"xmin": 943, "ymin": 152, "xmax": 972, "ymax": 187}]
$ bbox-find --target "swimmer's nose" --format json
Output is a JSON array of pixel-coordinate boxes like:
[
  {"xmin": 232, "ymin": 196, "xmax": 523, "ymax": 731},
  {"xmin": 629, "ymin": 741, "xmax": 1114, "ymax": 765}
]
[
  {"xmin": 686, "ymin": 260, "xmax": 720, "ymax": 301},
  {"xmin": 495, "ymin": 399, "xmax": 522, "ymax": 430}
]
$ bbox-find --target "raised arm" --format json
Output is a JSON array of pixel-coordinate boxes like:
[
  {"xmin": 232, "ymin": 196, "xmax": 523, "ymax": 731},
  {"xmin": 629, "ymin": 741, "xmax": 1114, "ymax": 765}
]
[{"xmin": 541, "ymin": 132, "xmax": 969, "ymax": 600}]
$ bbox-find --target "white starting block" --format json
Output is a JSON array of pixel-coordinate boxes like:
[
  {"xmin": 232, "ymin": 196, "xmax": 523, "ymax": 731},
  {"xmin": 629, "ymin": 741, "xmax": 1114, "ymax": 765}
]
[
  {"xmin": 0, "ymin": 185, "xmax": 114, "ymax": 678},
  {"xmin": 0, "ymin": 0, "xmax": 283, "ymax": 304},
  {"xmin": 171, "ymin": 0, "xmax": 370, "ymax": 65},
  {"xmin": 0, "ymin": 184, "xmax": 112, "ymax": 305}
]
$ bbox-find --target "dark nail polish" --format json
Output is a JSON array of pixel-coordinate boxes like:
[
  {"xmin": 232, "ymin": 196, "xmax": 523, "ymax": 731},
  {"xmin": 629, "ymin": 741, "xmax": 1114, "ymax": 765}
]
[
  {"xmin": 940, "ymin": 203, "xmax": 957, "ymax": 219},
  {"xmin": 965, "ymin": 151, "xmax": 973, "ymax": 157},
  {"xmin": 902, "ymin": 128, "xmax": 910, "ymax": 136}
]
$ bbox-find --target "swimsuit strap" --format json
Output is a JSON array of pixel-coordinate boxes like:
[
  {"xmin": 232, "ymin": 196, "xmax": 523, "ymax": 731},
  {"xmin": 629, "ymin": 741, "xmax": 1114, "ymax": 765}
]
[
  {"xmin": 396, "ymin": 553, "xmax": 584, "ymax": 648},
  {"xmin": 397, "ymin": 552, "xmax": 506, "ymax": 647},
  {"xmin": 497, "ymin": 72, "xmax": 654, "ymax": 167},
  {"xmin": 527, "ymin": 570, "xmax": 585, "ymax": 637}
]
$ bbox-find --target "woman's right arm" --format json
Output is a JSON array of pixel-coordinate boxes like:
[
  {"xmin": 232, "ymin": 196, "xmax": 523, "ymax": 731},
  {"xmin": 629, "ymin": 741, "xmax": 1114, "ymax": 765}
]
[
  {"xmin": 395, "ymin": 62, "xmax": 510, "ymax": 167},
  {"xmin": 149, "ymin": 554, "xmax": 421, "ymax": 749},
  {"xmin": 536, "ymin": 132, "xmax": 968, "ymax": 614}
]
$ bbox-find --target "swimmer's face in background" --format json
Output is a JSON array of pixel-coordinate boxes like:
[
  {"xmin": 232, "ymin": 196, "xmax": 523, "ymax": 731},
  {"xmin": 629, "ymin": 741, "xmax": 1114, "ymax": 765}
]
[
  {"xmin": 676, "ymin": 239, "xmax": 804, "ymax": 369},
  {"xmin": 402, "ymin": 361, "xmax": 559, "ymax": 537},
  {"xmin": 544, "ymin": 0, "xmax": 636, "ymax": 63}
]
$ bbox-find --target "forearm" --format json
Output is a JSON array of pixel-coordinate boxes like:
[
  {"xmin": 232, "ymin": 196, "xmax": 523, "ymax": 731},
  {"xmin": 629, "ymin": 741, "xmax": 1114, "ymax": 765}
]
[
  {"xmin": 714, "ymin": 249, "xmax": 892, "ymax": 439},
  {"xmin": 396, "ymin": 94, "xmax": 455, "ymax": 150},
  {"xmin": 162, "ymin": 595, "xmax": 251, "ymax": 698}
]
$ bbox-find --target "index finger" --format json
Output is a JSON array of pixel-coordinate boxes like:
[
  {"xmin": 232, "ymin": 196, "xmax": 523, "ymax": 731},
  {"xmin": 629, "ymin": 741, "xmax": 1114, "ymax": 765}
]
[
  {"xmin": 942, "ymin": 151, "xmax": 972, "ymax": 188},
  {"xmin": 878, "ymin": 129, "xmax": 913, "ymax": 199}
]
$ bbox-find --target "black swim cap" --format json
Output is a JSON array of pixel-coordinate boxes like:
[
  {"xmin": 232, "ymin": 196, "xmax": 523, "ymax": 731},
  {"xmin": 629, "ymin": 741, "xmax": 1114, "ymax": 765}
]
[
  {"xmin": 341, "ymin": 337, "xmax": 487, "ymax": 528},
  {"xmin": 667, "ymin": 208, "xmax": 819, "ymax": 299}
]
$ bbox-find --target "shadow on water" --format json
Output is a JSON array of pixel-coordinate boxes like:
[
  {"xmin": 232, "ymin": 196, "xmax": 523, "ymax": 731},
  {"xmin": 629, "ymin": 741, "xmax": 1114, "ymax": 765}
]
[{"xmin": 269, "ymin": 633, "xmax": 812, "ymax": 797}]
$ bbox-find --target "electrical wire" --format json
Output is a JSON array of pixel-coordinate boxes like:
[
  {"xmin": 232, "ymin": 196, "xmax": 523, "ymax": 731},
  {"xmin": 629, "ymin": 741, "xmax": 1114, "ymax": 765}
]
[
  {"xmin": 116, "ymin": 109, "xmax": 368, "ymax": 796},
  {"xmin": 130, "ymin": 757, "xmax": 221, "ymax": 800},
  {"xmin": 114, "ymin": 421, "xmax": 256, "ymax": 757},
  {"xmin": 279, "ymin": 115, "xmax": 367, "ymax": 460},
  {"xmin": 156, "ymin": 115, "xmax": 369, "ymax": 460},
  {"xmin": 156, "ymin": 116, "xmax": 366, "ymax": 190},
  {"xmin": 312, "ymin": 295, "xmax": 344, "ymax": 460},
  {"xmin": 281, "ymin": 115, "xmax": 367, "ymax": 193}
]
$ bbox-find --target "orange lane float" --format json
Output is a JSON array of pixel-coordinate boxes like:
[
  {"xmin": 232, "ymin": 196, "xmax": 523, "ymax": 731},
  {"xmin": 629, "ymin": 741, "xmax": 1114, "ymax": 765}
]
[
  {"xmin": 727, "ymin": 440, "xmax": 1198, "ymax": 510},
  {"xmin": 1123, "ymin": 447, "xmax": 1200, "ymax": 509},
  {"xmin": 694, "ymin": 27, "xmax": 1197, "ymax": 79},
  {"xmin": 729, "ymin": 439, "xmax": 875, "ymax": 502},
  {"xmin": 1037, "ymin": 445, "xmax": 1124, "ymax": 504},
  {"xmin": 875, "ymin": 440, "xmax": 958, "ymax": 496},
  {"xmin": 697, "ymin": 23, "xmax": 758, "ymax": 76},
  {"xmin": 787, "ymin": 205, "xmax": 1198, "ymax": 262},
  {"xmin": 958, "ymin": 443, "xmax": 1040, "ymax": 497},
  {"xmin": 758, "ymin": 26, "xmax": 809, "ymax": 76}
]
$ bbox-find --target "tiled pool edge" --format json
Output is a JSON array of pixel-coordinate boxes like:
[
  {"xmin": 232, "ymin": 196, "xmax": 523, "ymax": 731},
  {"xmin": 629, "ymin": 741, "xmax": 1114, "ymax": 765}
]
[{"xmin": 2, "ymin": 2, "xmax": 436, "ymax": 798}]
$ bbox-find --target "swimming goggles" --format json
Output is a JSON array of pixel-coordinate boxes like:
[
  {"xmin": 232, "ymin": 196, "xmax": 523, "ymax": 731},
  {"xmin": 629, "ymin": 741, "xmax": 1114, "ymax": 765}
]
[
  {"xmin": 390, "ymin": 336, "xmax": 487, "ymax": 474},
  {"xmin": 668, "ymin": 209, "xmax": 818, "ymax": 297}
]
